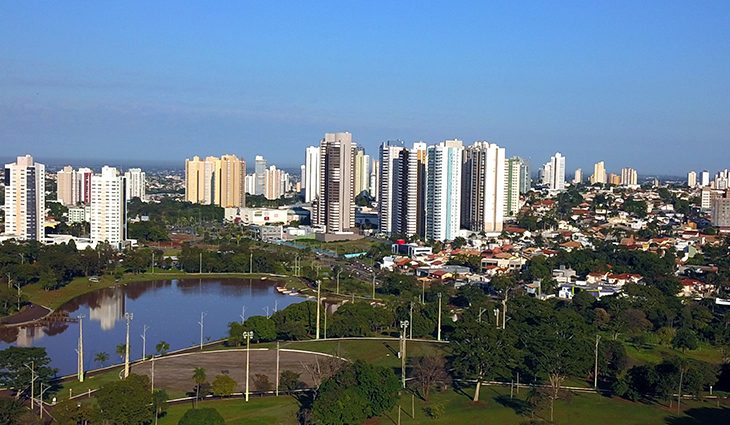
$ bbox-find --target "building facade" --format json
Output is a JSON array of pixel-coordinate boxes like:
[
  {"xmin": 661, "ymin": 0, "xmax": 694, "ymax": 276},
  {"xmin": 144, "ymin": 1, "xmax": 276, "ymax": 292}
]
[
  {"xmin": 124, "ymin": 168, "xmax": 146, "ymax": 201},
  {"xmin": 313, "ymin": 132, "xmax": 356, "ymax": 233},
  {"xmin": 304, "ymin": 146, "xmax": 320, "ymax": 203},
  {"xmin": 461, "ymin": 141, "xmax": 506, "ymax": 233},
  {"xmin": 3, "ymin": 155, "xmax": 45, "ymax": 241},
  {"xmin": 56, "ymin": 165, "xmax": 76, "ymax": 206},
  {"xmin": 90, "ymin": 166, "xmax": 127, "ymax": 246},
  {"xmin": 425, "ymin": 140, "xmax": 463, "ymax": 241}
]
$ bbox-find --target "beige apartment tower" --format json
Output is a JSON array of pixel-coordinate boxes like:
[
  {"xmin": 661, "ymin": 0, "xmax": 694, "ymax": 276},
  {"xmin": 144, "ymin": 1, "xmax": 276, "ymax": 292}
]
[
  {"xmin": 313, "ymin": 132, "xmax": 356, "ymax": 233},
  {"xmin": 185, "ymin": 155, "xmax": 246, "ymax": 207}
]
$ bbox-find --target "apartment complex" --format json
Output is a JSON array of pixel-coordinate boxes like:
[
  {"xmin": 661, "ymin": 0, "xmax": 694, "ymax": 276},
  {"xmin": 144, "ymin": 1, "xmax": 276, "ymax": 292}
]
[
  {"xmin": 3, "ymin": 155, "xmax": 45, "ymax": 241},
  {"xmin": 312, "ymin": 132, "xmax": 356, "ymax": 233},
  {"xmin": 461, "ymin": 141, "xmax": 506, "ymax": 233},
  {"xmin": 185, "ymin": 154, "xmax": 246, "ymax": 207},
  {"xmin": 90, "ymin": 166, "xmax": 127, "ymax": 246}
]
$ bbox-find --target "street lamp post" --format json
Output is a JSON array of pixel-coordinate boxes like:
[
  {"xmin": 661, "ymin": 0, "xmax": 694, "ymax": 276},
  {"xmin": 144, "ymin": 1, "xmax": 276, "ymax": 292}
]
[
  {"xmin": 437, "ymin": 293, "xmax": 442, "ymax": 342},
  {"xmin": 243, "ymin": 331, "xmax": 254, "ymax": 402},
  {"xmin": 400, "ymin": 320, "xmax": 409, "ymax": 388},
  {"xmin": 421, "ymin": 280, "xmax": 425, "ymax": 304},
  {"xmin": 409, "ymin": 302, "xmax": 413, "ymax": 340},
  {"xmin": 478, "ymin": 308, "xmax": 486, "ymax": 323},
  {"xmin": 594, "ymin": 334, "xmax": 601, "ymax": 389},
  {"xmin": 336, "ymin": 270, "xmax": 342, "ymax": 295},
  {"xmin": 198, "ymin": 312, "xmax": 207, "ymax": 350},
  {"xmin": 24, "ymin": 362, "xmax": 36, "ymax": 409},
  {"xmin": 124, "ymin": 312, "xmax": 133, "ymax": 378},
  {"xmin": 316, "ymin": 280, "xmax": 321, "ymax": 339},
  {"xmin": 77, "ymin": 315, "xmax": 85, "ymax": 382},
  {"xmin": 141, "ymin": 325, "xmax": 149, "ymax": 360},
  {"xmin": 372, "ymin": 272, "xmax": 376, "ymax": 299},
  {"xmin": 275, "ymin": 341, "xmax": 280, "ymax": 396},
  {"xmin": 151, "ymin": 252, "xmax": 155, "ymax": 274}
]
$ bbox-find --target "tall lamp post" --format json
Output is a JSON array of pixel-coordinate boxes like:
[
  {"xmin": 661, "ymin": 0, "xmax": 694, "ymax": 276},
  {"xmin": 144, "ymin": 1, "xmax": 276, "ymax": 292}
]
[
  {"xmin": 243, "ymin": 331, "xmax": 254, "ymax": 402},
  {"xmin": 198, "ymin": 312, "xmax": 206, "ymax": 350},
  {"xmin": 77, "ymin": 315, "xmax": 85, "ymax": 382},
  {"xmin": 400, "ymin": 320, "xmax": 409, "ymax": 388},
  {"xmin": 336, "ymin": 270, "xmax": 342, "ymax": 295},
  {"xmin": 141, "ymin": 325, "xmax": 149, "ymax": 360},
  {"xmin": 594, "ymin": 334, "xmax": 601, "ymax": 389},
  {"xmin": 437, "ymin": 293, "xmax": 442, "ymax": 342},
  {"xmin": 124, "ymin": 312, "xmax": 133, "ymax": 378}
]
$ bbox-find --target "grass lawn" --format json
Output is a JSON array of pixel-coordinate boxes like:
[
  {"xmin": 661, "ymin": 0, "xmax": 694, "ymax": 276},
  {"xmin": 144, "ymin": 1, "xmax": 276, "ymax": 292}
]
[
  {"xmin": 296, "ymin": 237, "xmax": 386, "ymax": 255},
  {"xmin": 156, "ymin": 385, "xmax": 730, "ymax": 425},
  {"xmin": 626, "ymin": 342, "xmax": 724, "ymax": 366},
  {"xmin": 279, "ymin": 339, "xmax": 448, "ymax": 368}
]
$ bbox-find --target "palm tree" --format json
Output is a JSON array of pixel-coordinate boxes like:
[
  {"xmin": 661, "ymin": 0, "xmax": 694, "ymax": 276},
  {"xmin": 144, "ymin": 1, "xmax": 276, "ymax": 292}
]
[
  {"xmin": 115, "ymin": 344, "xmax": 127, "ymax": 361},
  {"xmin": 156, "ymin": 340, "xmax": 170, "ymax": 356},
  {"xmin": 192, "ymin": 367, "xmax": 207, "ymax": 406},
  {"xmin": 94, "ymin": 352, "xmax": 109, "ymax": 368}
]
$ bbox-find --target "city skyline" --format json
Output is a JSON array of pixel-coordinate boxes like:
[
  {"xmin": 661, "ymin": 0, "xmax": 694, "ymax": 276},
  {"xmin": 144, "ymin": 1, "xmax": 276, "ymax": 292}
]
[{"xmin": 2, "ymin": 2, "xmax": 729, "ymax": 174}]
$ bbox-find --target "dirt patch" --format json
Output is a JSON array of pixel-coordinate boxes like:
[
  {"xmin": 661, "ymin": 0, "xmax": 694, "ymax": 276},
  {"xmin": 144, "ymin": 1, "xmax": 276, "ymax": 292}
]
[{"xmin": 0, "ymin": 303, "xmax": 52, "ymax": 326}]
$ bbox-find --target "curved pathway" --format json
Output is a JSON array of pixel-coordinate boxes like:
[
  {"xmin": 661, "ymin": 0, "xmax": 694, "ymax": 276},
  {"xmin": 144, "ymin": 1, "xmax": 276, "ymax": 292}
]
[{"xmin": 0, "ymin": 303, "xmax": 52, "ymax": 326}]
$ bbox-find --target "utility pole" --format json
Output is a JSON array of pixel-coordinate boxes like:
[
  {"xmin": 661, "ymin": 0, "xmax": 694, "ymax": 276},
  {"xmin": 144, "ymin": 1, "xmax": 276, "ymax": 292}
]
[
  {"xmin": 38, "ymin": 382, "xmax": 50, "ymax": 419},
  {"xmin": 316, "ymin": 280, "xmax": 321, "ymax": 340},
  {"xmin": 151, "ymin": 251, "xmax": 155, "ymax": 274},
  {"xmin": 594, "ymin": 334, "xmax": 601, "ymax": 389},
  {"xmin": 478, "ymin": 308, "xmax": 486, "ymax": 323},
  {"xmin": 14, "ymin": 283, "xmax": 21, "ymax": 311},
  {"xmin": 275, "ymin": 341, "xmax": 280, "ymax": 396},
  {"xmin": 24, "ymin": 362, "xmax": 36, "ymax": 409},
  {"xmin": 501, "ymin": 295, "xmax": 507, "ymax": 330},
  {"xmin": 243, "ymin": 331, "xmax": 254, "ymax": 402},
  {"xmin": 437, "ymin": 293, "xmax": 442, "ymax": 342},
  {"xmin": 494, "ymin": 308, "xmax": 500, "ymax": 329},
  {"xmin": 409, "ymin": 302, "xmax": 413, "ymax": 340},
  {"xmin": 151, "ymin": 356, "xmax": 156, "ymax": 392},
  {"xmin": 336, "ymin": 270, "xmax": 342, "ymax": 295},
  {"xmin": 199, "ymin": 252, "xmax": 202, "ymax": 274},
  {"xmin": 250, "ymin": 253, "xmax": 253, "ymax": 274},
  {"xmin": 124, "ymin": 312, "xmax": 133, "ymax": 378},
  {"xmin": 421, "ymin": 280, "xmax": 425, "ymax": 304},
  {"xmin": 198, "ymin": 312, "xmax": 206, "ymax": 350},
  {"xmin": 372, "ymin": 272, "xmax": 376, "ymax": 299},
  {"xmin": 240, "ymin": 305, "xmax": 246, "ymax": 323},
  {"xmin": 141, "ymin": 325, "xmax": 149, "ymax": 360},
  {"xmin": 77, "ymin": 315, "xmax": 85, "ymax": 382},
  {"xmin": 400, "ymin": 320, "xmax": 409, "ymax": 388}
]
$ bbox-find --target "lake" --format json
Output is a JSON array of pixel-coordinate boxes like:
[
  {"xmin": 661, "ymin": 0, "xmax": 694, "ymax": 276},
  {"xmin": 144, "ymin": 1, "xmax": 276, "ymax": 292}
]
[{"xmin": 0, "ymin": 278, "xmax": 303, "ymax": 376}]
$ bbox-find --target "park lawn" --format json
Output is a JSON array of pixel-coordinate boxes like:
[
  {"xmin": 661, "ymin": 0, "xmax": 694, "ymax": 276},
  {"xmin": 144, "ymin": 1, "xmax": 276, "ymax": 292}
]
[
  {"xmin": 158, "ymin": 396, "xmax": 299, "ymax": 425},
  {"xmin": 385, "ymin": 386, "xmax": 730, "ymax": 425},
  {"xmin": 55, "ymin": 366, "xmax": 123, "ymax": 401},
  {"xmin": 626, "ymin": 342, "xmax": 724, "ymax": 366},
  {"xmin": 296, "ymin": 237, "xmax": 386, "ymax": 255}
]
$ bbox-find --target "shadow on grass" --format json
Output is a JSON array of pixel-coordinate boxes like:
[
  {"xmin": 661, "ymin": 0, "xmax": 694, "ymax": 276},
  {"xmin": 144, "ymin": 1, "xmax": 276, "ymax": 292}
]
[
  {"xmin": 494, "ymin": 394, "xmax": 531, "ymax": 416},
  {"xmin": 664, "ymin": 407, "xmax": 730, "ymax": 425}
]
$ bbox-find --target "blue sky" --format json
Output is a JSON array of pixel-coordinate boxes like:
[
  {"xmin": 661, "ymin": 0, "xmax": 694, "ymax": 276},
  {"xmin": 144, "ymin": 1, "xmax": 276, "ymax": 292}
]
[{"xmin": 1, "ymin": 1, "xmax": 728, "ymax": 174}]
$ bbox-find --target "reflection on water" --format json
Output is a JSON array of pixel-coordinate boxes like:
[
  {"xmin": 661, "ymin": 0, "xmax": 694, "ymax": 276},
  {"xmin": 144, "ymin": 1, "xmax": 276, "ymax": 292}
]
[{"xmin": 0, "ymin": 278, "xmax": 301, "ymax": 376}]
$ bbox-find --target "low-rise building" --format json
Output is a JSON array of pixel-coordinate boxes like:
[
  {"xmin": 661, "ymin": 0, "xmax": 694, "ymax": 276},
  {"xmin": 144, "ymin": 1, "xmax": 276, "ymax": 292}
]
[{"xmin": 225, "ymin": 207, "xmax": 289, "ymax": 225}]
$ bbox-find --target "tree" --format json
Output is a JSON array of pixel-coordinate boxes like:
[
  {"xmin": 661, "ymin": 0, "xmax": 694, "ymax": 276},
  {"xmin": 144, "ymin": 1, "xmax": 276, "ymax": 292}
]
[
  {"xmin": 96, "ymin": 374, "xmax": 152, "ymax": 425},
  {"xmin": 0, "ymin": 347, "xmax": 56, "ymax": 397},
  {"xmin": 52, "ymin": 399, "xmax": 99, "ymax": 425},
  {"xmin": 253, "ymin": 374, "xmax": 273, "ymax": 392},
  {"xmin": 152, "ymin": 389, "xmax": 169, "ymax": 421},
  {"xmin": 116, "ymin": 343, "xmax": 127, "ymax": 361},
  {"xmin": 178, "ymin": 407, "xmax": 225, "ymax": 425},
  {"xmin": 311, "ymin": 361, "xmax": 399, "ymax": 425},
  {"xmin": 94, "ymin": 352, "xmax": 109, "ymax": 367},
  {"xmin": 672, "ymin": 327, "xmax": 699, "ymax": 353},
  {"xmin": 211, "ymin": 375, "xmax": 237, "ymax": 397},
  {"xmin": 411, "ymin": 355, "xmax": 450, "ymax": 401},
  {"xmin": 0, "ymin": 397, "xmax": 24, "ymax": 424},
  {"xmin": 156, "ymin": 340, "xmax": 170, "ymax": 356},
  {"xmin": 450, "ymin": 321, "xmax": 514, "ymax": 402},
  {"xmin": 279, "ymin": 370, "xmax": 305, "ymax": 391},
  {"xmin": 193, "ymin": 367, "xmax": 207, "ymax": 404}
]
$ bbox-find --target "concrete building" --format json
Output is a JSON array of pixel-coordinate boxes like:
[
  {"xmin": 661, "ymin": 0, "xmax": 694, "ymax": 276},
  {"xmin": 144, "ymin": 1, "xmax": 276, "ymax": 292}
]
[
  {"xmin": 3, "ymin": 155, "xmax": 45, "ymax": 241},
  {"xmin": 620, "ymin": 167, "xmax": 638, "ymax": 187},
  {"xmin": 370, "ymin": 158, "xmax": 380, "ymax": 202},
  {"xmin": 68, "ymin": 206, "xmax": 90, "ymax": 224},
  {"xmin": 687, "ymin": 171, "xmax": 697, "ymax": 187},
  {"xmin": 313, "ymin": 132, "xmax": 356, "ymax": 233},
  {"xmin": 56, "ymin": 165, "xmax": 76, "ymax": 206},
  {"xmin": 505, "ymin": 157, "xmax": 526, "ymax": 217},
  {"xmin": 185, "ymin": 155, "xmax": 245, "ymax": 207},
  {"xmin": 701, "ymin": 170, "xmax": 710, "ymax": 187},
  {"xmin": 76, "ymin": 167, "xmax": 93, "ymax": 205},
  {"xmin": 304, "ymin": 146, "xmax": 320, "ymax": 203},
  {"xmin": 124, "ymin": 168, "xmax": 146, "ymax": 201},
  {"xmin": 354, "ymin": 147, "xmax": 371, "ymax": 196},
  {"xmin": 461, "ymin": 141, "xmax": 506, "ymax": 233},
  {"xmin": 264, "ymin": 165, "xmax": 284, "ymax": 200},
  {"xmin": 245, "ymin": 173, "xmax": 255, "ymax": 195},
  {"xmin": 225, "ymin": 207, "xmax": 289, "ymax": 225},
  {"xmin": 591, "ymin": 161, "xmax": 607, "ymax": 185},
  {"xmin": 711, "ymin": 193, "xmax": 730, "ymax": 228},
  {"xmin": 254, "ymin": 155, "xmax": 267, "ymax": 196},
  {"xmin": 573, "ymin": 168, "xmax": 583, "ymax": 185},
  {"xmin": 545, "ymin": 153, "xmax": 566, "ymax": 190},
  {"xmin": 90, "ymin": 166, "xmax": 127, "ymax": 246},
  {"xmin": 378, "ymin": 141, "xmax": 426, "ymax": 237},
  {"xmin": 425, "ymin": 139, "xmax": 463, "ymax": 241}
]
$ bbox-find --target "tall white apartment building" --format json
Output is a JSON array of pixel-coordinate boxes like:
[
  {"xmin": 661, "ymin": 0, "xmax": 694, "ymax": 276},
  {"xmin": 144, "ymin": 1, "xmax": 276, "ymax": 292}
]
[
  {"xmin": 370, "ymin": 158, "xmax": 380, "ymax": 202},
  {"xmin": 425, "ymin": 140, "xmax": 464, "ymax": 241},
  {"xmin": 264, "ymin": 165, "xmax": 284, "ymax": 200},
  {"xmin": 461, "ymin": 141, "xmax": 506, "ymax": 233},
  {"xmin": 701, "ymin": 170, "xmax": 710, "ymax": 187},
  {"xmin": 591, "ymin": 161, "xmax": 607, "ymax": 185},
  {"xmin": 313, "ymin": 132, "xmax": 356, "ymax": 233},
  {"xmin": 3, "ymin": 155, "xmax": 45, "ymax": 241},
  {"xmin": 354, "ymin": 148, "xmax": 371, "ymax": 196},
  {"xmin": 124, "ymin": 168, "xmax": 146, "ymax": 201},
  {"xmin": 544, "ymin": 153, "xmax": 566, "ymax": 190},
  {"xmin": 504, "ymin": 157, "xmax": 525, "ymax": 217},
  {"xmin": 304, "ymin": 146, "xmax": 320, "ymax": 203},
  {"xmin": 687, "ymin": 171, "xmax": 697, "ymax": 187},
  {"xmin": 573, "ymin": 168, "xmax": 583, "ymax": 184},
  {"xmin": 378, "ymin": 141, "xmax": 426, "ymax": 237},
  {"xmin": 76, "ymin": 167, "xmax": 93, "ymax": 205},
  {"xmin": 254, "ymin": 155, "xmax": 267, "ymax": 196},
  {"xmin": 245, "ymin": 174, "xmax": 256, "ymax": 195},
  {"xmin": 620, "ymin": 167, "xmax": 638, "ymax": 187},
  {"xmin": 90, "ymin": 166, "xmax": 127, "ymax": 246},
  {"xmin": 56, "ymin": 165, "xmax": 77, "ymax": 206}
]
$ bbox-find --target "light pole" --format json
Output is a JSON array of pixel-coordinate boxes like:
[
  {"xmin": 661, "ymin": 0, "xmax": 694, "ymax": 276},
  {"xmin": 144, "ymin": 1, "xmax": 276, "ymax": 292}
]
[
  {"xmin": 437, "ymin": 293, "xmax": 442, "ymax": 342},
  {"xmin": 124, "ymin": 312, "xmax": 133, "ymax": 378},
  {"xmin": 494, "ymin": 308, "xmax": 500, "ymax": 329},
  {"xmin": 336, "ymin": 270, "xmax": 342, "ymax": 295},
  {"xmin": 421, "ymin": 280, "xmax": 425, "ymax": 304},
  {"xmin": 275, "ymin": 341, "xmax": 280, "ymax": 396},
  {"xmin": 240, "ymin": 305, "xmax": 246, "ymax": 323},
  {"xmin": 315, "ymin": 280, "xmax": 321, "ymax": 340},
  {"xmin": 38, "ymin": 382, "xmax": 50, "ymax": 419},
  {"xmin": 151, "ymin": 251, "xmax": 155, "ymax": 274},
  {"xmin": 77, "ymin": 314, "xmax": 85, "ymax": 382},
  {"xmin": 594, "ymin": 334, "xmax": 601, "ymax": 389},
  {"xmin": 199, "ymin": 252, "xmax": 202, "ymax": 274},
  {"xmin": 400, "ymin": 320, "xmax": 409, "ymax": 388},
  {"xmin": 14, "ymin": 283, "xmax": 22, "ymax": 311},
  {"xmin": 243, "ymin": 331, "xmax": 254, "ymax": 402},
  {"xmin": 141, "ymin": 325, "xmax": 149, "ymax": 360},
  {"xmin": 478, "ymin": 308, "xmax": 486, "ymax": 323},
  {"xmin": 198, "ymin": 312, "xmax": 206, "ymax": 350},
  {"xmin": 372, "ymin": 272, "xmax": 376, "ymax": 299},
  {"xmin": 409, "ymin": 302, "xmax": 413, "ymax": 340},
  {"xmin": 249, "ymin": 253, "xmax": 253, "ymax": 274},
  {"xmin": 24, "ymin": 361, "xmax": 36, "ymax": 409}
]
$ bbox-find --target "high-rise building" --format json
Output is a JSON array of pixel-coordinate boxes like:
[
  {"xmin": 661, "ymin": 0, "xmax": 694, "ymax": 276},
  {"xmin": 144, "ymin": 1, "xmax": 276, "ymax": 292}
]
[
  {"xmin": 461, "ymin": 141, "xmax": 506, "ymax": 233},
  {"xmin": 701, "ymin": 187, "xmax": 714, "ymax": 210},
  {"xmin": 354, "ymin": 148, "xmax": 371, "ymax": 196},
  {"xmin": 304, "ymin": 146, "xmax": 320, "ymax": 203},
  {"xmin": 185, "ymin": 155, "xmax": 245, "ymax": 207},
  {"xmin": 701, "ymin": 170, "xmax": 710, "ymax": 187},
  {"xmin": 573, "ymin": 168, "xmax": 583, "ymax": 184},
  {"xmin": 313, "ymin": 132, "xmax": 356, "ymax": 233},
  {"xmin": 56, "ymin": 165, "xmax": 77, "ymax": 206},
  {"xmin": 518, "ymin": 158, "xmax": 531, "ymax": 194},
  {"xmin": 590, "ymin": 161, "xmax": 607, "ymax": 185},
  {"xmin": 370, "ymin": 158, "xmax": 380, "ymax": 202},
  {"xmin": 504, "ymin": 157, "xmax": 525, "ymax": 217},
  {"xmin": 90, "ymin": 166, "xmax": 127, "ymax": 246},
  {"xmin": 124, "ymin": 168, "xmax": 146, "ymax": 201},
  {"xmin": 687, "ymin": 171, "xmax": 697, "ymax": 187},
  {"xmin": 711, "ymin": 192, "xmax": 730, "ymax": 228},
  {"xmin": 245, "ymin": 173, "xmax": 256, "ymax": 195},
  {"xmin": 76, "ymin": 167, "xmax": 93, "ymax": 205},
  {"xmin": 425, "ymin": 140, "xmax": 464, "ymax": 241},
  {"xmin": 3, "ymin": 155, "xmax": 45, "ymax": 241},
  {"xmin": 299, "ymin": 164, "xmax": 305, "ymax": 191},
  {"xmin": 377, "ymin": 141, "xmax": 426, "ymax": 237},
  {"xmin": 620, "ymin": 167, "xmax": 638, "ymax": 187},
  {"xmin": 544, "ymin": 153, "xmax": 566, "ymax": 190},
  {"xmin": 264, "ymin": 165, "xmax": 283, "ymax": 200},
  {"xmin": 254, "ymin": 156, "xmax": 267, "ymax": 196},
  {"xmin": 609, "ymin": 173, "xmax": 621, "ymax": 186}
]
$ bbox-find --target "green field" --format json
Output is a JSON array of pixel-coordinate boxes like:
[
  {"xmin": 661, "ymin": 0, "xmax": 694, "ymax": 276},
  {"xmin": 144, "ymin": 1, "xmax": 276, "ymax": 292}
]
[{"xmin": 157, "ymin": 386, "xmax": 730, "ymax": 425}]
